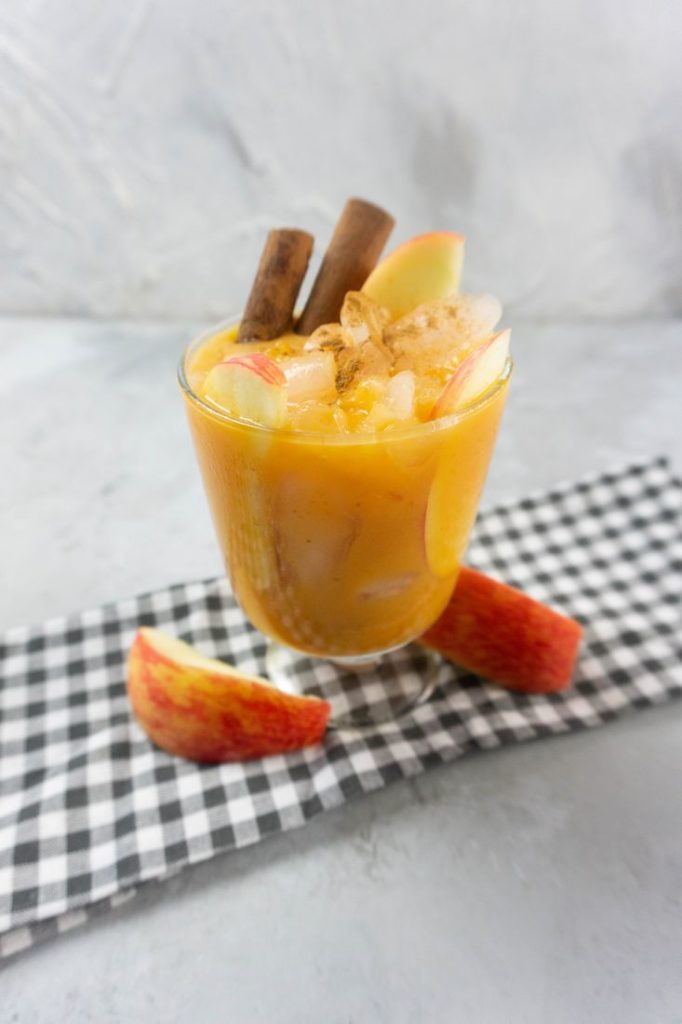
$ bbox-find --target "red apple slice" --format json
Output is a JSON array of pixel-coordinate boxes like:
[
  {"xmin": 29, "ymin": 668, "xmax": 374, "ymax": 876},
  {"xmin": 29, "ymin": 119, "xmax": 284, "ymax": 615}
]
[
  {"xmin": 362, "ymin": 231, "xmax": 465, "ymax": 321},
  {"xmin": 203, "ymin": 352, "xmax": 287, "ymax": 428},
  {"xmin": 127, "ymin": 628, "xmax": 330, "ymax": 762},
  {"xmin": 430, "ymin": 329, "xmax": 510, "ymax": 420},
  {"xmin": 421, "ymin": 567, "xmax": 583, "ymax": 692}
]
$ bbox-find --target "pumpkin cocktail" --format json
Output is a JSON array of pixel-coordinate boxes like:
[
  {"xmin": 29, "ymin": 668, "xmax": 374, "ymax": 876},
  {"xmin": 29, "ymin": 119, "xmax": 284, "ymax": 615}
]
[{"xmin": 179, "ymin": 200, "xmax": 511, "ymax": 669}]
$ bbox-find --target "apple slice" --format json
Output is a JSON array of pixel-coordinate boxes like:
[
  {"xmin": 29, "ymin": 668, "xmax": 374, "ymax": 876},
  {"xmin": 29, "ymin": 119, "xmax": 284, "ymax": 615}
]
[
  {"xmin": 421, "ymin": 567, "xmax": 583, "ymax": 693},
  {"xmin": 362, "ymin": 231, "xmax": 465, "ymax": 321},
  {"xmin": 203, "ymin": 352, "xmax": 287, "ymax": 428},
  {"xmin": 424, "ymin": 372, "xmax": 508, "ymax": 578},
  {"xmin": 127, "ymin": 628, "xmax": 330, "ymax": 762},
  {"xmin": 430, "ymin": 329, "xmax": 510, "ymax": 419}
]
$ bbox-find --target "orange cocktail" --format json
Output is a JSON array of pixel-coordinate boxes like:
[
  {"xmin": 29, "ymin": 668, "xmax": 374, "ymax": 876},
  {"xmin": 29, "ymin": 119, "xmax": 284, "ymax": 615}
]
[{"xmin": 179, "ymin": 318, "xmax": 510, "ymax": 661}]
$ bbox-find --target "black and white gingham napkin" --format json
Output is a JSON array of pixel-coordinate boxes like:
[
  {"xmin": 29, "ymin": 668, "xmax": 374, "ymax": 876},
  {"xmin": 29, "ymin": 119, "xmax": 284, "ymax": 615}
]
[{"xmin": 1, "ymin": 456, "xmax": 680, "ymax": 959}]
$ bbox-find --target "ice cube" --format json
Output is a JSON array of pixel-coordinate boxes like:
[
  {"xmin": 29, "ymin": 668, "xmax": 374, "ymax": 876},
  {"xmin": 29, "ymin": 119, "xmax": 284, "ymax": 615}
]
[
  {"xmin": 359, "ymin": 370, "xmax": 416, "ymax": 431},
  {"xmin": 412, "ymin": 373, "xmax": 449, "ymax": 421},
  {"xmin": 358, "ymin": 340, "xmax": 391, "ymax": 377},
  {"xmin": 385, "ymin": 294, "xmax": 503, "ymax": 375},
  {"xmin": 465, "ymin": 293, "xmax": 503, "ymax": 332},
  {"xmin": 345, "ymin": 375, "xmax": 388, "ymax": 411},
  {"xmin": 384, "ymin": 370, "xmax": 416, "ymax": 421},
  {"xmin": 274, "ymin": 476, "xmax": 361, "ymax": 587},
  {"xmin": 340, "ymin": 291, "xmax": 391, "ymax": 347},
  {"xmin": 303, "ymin": 322, "xmax": 353, "ymax": 354},
  {"xmin": 281, "ymin": 350, "xmax": 337, "ymax": 404},
  {"xmin": 335, "ymin": 340, "xmax": 391, "ymax": 394}
]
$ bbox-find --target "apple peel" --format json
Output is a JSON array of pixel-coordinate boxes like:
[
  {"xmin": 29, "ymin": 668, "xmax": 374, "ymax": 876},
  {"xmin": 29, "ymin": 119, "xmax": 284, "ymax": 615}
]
[
  {"xmin": 127, "ymin": 628, "xmax": 330, "ymax": 762},
  {"xmin": 430, "ymin": 329, "xmax": 510, "ymax": 419},
  {"xmin": 421, "ymin": 567, "xmax": 583, "ymax": 693}
]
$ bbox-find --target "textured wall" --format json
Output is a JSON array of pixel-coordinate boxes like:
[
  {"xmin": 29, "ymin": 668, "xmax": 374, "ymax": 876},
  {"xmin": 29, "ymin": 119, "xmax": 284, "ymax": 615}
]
[{"xmin": 1, "ymin": 0, "xmax": 680, "ymax": 321}]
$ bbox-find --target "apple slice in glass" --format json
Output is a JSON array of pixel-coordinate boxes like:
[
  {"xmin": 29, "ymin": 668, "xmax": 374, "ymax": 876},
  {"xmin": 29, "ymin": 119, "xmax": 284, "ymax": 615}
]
[
  {"xmin": 430, "ymin": 329, "xmax": 511, "ymax": 420},
  {"xmin": 203, "ymin": 352, "xmax": 287, "ymax": 428}
]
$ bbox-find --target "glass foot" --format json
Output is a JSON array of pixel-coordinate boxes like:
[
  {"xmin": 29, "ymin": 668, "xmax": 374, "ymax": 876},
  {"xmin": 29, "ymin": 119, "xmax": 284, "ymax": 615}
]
[{"xmin": 265, "ymin": 641, "xmax": 442, "ymax": 727}]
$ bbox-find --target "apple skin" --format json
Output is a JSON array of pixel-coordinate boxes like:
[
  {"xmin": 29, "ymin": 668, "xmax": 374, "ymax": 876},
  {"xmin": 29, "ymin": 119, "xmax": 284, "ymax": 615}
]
[
  {"xmin": 203, "ymin": 352, "xmax": 287, "ymax": 428},
  {"xmin": 420, "ymin": 567, "xmax": 583, "ymax": 693},
  {"xmin": 431, "ymin": 329, "xmax": 511, "ymax": 419},
  {"xmin": 362, "ymin": 231, "xmax": 465, "ymax": 320},
  {"xmin": 127, "ymin": 628, "xmax": 331, "ymax": 762}
]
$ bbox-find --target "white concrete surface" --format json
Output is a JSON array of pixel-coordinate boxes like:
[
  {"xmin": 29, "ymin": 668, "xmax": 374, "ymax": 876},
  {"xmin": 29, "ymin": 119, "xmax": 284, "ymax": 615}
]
[
  {"xmin": 1, "ymin": 317, "xmax": 681, "ymax": 1022},
  {"xmin": 0, "ymin": 0, "xmax": 681, "ymax": 321}
]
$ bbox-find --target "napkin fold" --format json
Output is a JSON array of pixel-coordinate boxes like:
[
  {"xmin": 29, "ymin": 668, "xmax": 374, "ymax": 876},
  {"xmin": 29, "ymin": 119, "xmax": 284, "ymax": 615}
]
[{"xmin": 1, "ymin": 456, "xmax": 680, "ymax": 960}]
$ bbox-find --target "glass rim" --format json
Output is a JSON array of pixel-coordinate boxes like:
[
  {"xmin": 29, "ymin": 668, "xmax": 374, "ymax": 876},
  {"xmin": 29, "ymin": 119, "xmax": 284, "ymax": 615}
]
[{"xmin": 177, "ymin": 316, "xmax": 513, "ymax": 446}]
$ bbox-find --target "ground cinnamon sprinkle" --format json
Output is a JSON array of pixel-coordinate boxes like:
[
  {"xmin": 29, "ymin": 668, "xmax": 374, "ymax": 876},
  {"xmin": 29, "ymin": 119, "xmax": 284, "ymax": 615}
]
[
  {"xmin": 336, "ymin": 355, "xmax": 362, "ymax": 393},
  {"xmin": 318, "ymin": 338, "xmax": 346, "ymax": 354}
]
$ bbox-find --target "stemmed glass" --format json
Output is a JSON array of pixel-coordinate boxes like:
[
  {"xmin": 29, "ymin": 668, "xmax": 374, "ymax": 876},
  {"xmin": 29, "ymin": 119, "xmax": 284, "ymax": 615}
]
[{"xmin": 179, "ymin": 320, "xmax": 511, "ymax": 724}]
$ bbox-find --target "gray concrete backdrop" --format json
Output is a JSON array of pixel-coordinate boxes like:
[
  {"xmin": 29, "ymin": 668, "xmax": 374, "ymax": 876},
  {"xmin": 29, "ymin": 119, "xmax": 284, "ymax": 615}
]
[
  {"xmin": 1, "ymin": 316, "xmax": 681, "ymax": 1022},
  {"xmin": 1, "ymin": 0, "xmax": 681, "ymax": 321},
  {"xmin": 1, "ymin": 4, "xmax": 682, "ymax": 1019}
]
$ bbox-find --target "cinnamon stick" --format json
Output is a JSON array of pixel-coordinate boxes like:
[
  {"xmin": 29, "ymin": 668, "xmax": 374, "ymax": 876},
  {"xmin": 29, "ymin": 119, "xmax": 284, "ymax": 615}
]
[
  {"xmin": 237, "ymin": 228, "xmax": 314, "ymax": 343},
  {"xmin": 296, "ymin": 198, "xmax": 395, "ymax": 335}
]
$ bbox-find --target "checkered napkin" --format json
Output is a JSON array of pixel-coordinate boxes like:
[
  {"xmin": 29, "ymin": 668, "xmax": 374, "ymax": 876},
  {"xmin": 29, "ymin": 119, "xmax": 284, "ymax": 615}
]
[{"xmin": 1, "ymin": 456, "xmax": 681, "ymax": 960}]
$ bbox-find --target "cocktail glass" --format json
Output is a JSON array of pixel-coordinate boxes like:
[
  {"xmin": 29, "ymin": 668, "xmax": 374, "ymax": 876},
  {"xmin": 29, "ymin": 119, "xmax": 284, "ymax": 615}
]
[{"xmin": 179, "ymin": 320, "xmax": 511, "ymax": 723}]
